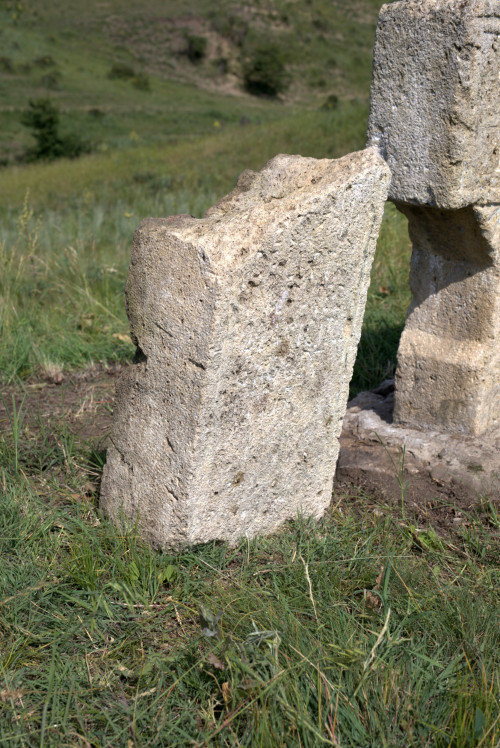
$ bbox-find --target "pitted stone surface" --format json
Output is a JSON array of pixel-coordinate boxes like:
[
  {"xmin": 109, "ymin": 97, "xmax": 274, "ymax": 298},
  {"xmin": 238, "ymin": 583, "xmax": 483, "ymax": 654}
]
[
  {"xmin": 100, "ymin": 149, "xmax": 389, "ymax": 548},
  {"xmin": 367, "ymin": 0, "xmax": 500, "ymax": 209},
  {"xmin": 367, "ymin": 0, "xmax": 500, "ymax": 437}
]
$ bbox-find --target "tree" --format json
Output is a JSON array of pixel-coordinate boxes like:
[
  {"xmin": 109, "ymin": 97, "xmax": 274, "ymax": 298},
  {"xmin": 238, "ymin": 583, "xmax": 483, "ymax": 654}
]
[
  {"xmin": 21, "ymin": 99, "xmax": 91, "ymax": 162},
  {"xmin": 243, "ymin": 44, "xmax": 288, "ymax": 97}
]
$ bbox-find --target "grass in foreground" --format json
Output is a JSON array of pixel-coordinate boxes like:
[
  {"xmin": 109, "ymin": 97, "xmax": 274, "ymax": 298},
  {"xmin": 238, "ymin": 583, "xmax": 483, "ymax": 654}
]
[
  {"xmin": 0, "ymin": 418, "xmax": 499, "ymax": 747},
  {"xmin": 0, "ymin": 483, "xmax": 499, "ymax": 746}
]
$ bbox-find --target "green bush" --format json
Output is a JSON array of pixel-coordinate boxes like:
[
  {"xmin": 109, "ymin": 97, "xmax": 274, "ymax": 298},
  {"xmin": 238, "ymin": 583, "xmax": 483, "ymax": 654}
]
[
  {"xmin": 132, "ymin": 73, "xmax": 151, "ymax": 91},
  {"xmin": 20, "ymin": 99, "xmax": 91, "ymax": 162},
  {"xmin": 88, "ymin": 107, "xmax": 104, "ymax": 119},
  {"xmin": 321, "ymin": 93, "xmax": 339, "ymax": 110},
  {"xmin": 243, "ymin": 44, "xmax": 288, "ymax": 97},
  {"xmin": 0, "ymin": 56, "xmax": 14, "ymax": 72},
  {"xmin": 185, "ymin": 34, "xmax": 207, "ymax": 64},
  {"xmin": 33, "ymin": 54, "xmax": 57, "ymax": 69},
  {"xmin": 108, "ymin": 62, "xmax": 135, "ymax": 80}
]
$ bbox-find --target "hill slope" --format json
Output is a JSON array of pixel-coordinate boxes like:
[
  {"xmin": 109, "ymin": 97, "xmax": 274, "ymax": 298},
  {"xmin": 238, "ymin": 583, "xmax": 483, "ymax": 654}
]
[{"xmin": 1, "ymin": 0, "xmax": 385, "ymax": 161}]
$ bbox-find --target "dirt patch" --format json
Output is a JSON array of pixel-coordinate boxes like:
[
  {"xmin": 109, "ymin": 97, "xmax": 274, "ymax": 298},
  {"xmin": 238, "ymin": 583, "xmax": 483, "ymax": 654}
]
[{"xmin": 0, "ymin": 363, "xmax": 119, "ymax": 445}]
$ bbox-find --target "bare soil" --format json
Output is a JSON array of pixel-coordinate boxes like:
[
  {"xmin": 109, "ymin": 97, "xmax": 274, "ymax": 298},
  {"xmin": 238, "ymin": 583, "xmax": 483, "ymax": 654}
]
[{"xmin": 0, "ymin": 364, "xmax": 119, "ymax": 446}]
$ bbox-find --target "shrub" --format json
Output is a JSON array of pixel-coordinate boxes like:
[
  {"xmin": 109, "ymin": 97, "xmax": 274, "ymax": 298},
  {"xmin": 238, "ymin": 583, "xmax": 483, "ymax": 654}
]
[
  {"xmin": 108, "ymin": 63, "xmax": 135, "ymax": 80},
  {"xmin": 321, "ymin": 93, "xmax": 339, "ymax": 110},
  {"xmin": 0, "ymin": 56, "xmax": 14, "ymax": 72},
  {"xmin": 33, "ymin": 54, "xmax": 56, "ymax": 68},
  {"xmin": 243, "ymin": 44, "xmax": 288, "ymax": 97},
  {"xmin": 185, "ymin": 34, "xmax": 207, "ymax": 64},
  {"xmin": 57, "ymin": 132, "xmax": 91, "ymax": 159},
  {"xmin": 20, "ymin": 99, "xmax": 91, "ymax": 162},
  {"xmin": 88, "ymin": 107, "xmax": 104, "ymax": 119}
]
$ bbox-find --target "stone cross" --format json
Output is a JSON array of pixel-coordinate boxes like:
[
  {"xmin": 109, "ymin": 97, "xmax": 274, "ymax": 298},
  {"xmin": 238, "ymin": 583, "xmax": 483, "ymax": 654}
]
[
  {"xmin": 368, "ymin": 0, "xmax": 500, "ymax": 435},
  {"xmin": 100, "ymin": 150, "xmax": 389, "ymax": 548}
]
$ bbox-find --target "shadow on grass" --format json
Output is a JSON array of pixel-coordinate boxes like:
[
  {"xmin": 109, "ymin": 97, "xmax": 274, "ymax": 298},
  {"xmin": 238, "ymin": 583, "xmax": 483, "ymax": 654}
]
[{"xmin": 350, "ymin": 321, "xmax": 405, "ymax": 398}]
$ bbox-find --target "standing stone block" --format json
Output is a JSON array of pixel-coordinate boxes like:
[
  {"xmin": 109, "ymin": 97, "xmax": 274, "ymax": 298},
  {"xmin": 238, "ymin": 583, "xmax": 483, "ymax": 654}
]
[
  {"xmin": 367, "ymin": 0, "xmax": 500, "ymax": 209},
  {"xmin": 368, "ymin": 0, "xmax": 500, "ymax": 436},
  {"xmin": 394, "ymin": 204, "xmax": 500, "ymax": 434},
  {"xmin": 100, "ymin": 150, "xmax": 389, "ymax": 548}
]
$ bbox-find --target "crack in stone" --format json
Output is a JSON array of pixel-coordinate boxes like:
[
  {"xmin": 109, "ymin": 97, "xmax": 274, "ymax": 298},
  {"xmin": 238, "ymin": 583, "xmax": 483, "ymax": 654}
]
[
  {"xmin": 188, "ymin": 358, "xmax": 206, "ymax": 370},
  {"xmin": 155, "ymin": 321, "xmax": 173, "ymax": 337}
]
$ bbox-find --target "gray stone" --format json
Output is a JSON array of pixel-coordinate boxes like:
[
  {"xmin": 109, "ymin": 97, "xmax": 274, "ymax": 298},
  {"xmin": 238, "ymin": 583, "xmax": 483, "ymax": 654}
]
[
  {"xmin": 368, "ymin": 0, "xmax": 500, "ymax": 437},
  {"xmin": 367, "ymin": 0, "xmax": 500, "ymax": 209},
  {"xmin": 393, "ymin": 204, "xmax": 500, "ymax": 435},
  {"xmin": 100, "ymin": 149, "xmax": 389, "ymax": 548}
]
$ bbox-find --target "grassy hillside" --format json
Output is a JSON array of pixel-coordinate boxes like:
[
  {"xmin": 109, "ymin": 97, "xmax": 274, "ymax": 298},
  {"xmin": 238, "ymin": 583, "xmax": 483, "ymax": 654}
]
[{"xmin": 0, "ymin": 0, "xmax": 383, "ymax": 161}]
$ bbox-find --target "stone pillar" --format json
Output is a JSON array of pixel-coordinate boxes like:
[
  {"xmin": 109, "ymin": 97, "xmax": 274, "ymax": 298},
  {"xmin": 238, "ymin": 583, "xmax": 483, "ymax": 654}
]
[
  {"xmin": 100, "ymin": 150, "xmax": 389, "ymax": 549},
  {"xmin": 367, "ymin": 0, "xmax": 500, "ymax": 435}
]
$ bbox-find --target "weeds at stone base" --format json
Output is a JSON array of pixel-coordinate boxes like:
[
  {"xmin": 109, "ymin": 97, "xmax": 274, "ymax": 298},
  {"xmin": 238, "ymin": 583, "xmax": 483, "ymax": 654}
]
[
  {"xmin": 375, "ymin": 433, "xmax": 410, "ymax": 520},
  {"xmin": 0, "ymin": 407, "xmax": 498, "ymax": 746}
]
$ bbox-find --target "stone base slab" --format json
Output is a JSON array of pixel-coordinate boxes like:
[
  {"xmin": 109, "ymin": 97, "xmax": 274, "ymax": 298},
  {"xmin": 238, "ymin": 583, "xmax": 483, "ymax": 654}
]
[{"xmin": 337, "ymin": 381, "xmax": 500, "ymax": 500}]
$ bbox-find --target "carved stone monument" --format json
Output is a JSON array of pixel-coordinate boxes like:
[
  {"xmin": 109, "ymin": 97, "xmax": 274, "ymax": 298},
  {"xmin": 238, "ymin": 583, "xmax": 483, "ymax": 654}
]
[
  {"xmin": 100, "ymin": 150, "xmax": 389, "ymax": 548},
  {"xmin": 368, "ymin": 0, "xmax": 500, "ymax": 435}
]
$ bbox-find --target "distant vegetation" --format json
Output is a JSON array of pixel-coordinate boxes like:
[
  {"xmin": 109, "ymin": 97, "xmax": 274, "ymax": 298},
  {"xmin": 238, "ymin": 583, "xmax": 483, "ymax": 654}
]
[
  {"xmin": 243, "ymin": 43, "xmax": 288, "ymax": 97},
  {"xmin": 0, "ymin": 0, "xmax": 383, "ymax": 163},
  {"xmin": 108, "ymin": 63, "xmax": 151, "ymax": 91},
  {"xmin": 184, "ymin": 33, "xmax": 208, "ymax": 64},
  {"xmin": 20, "ymin": 99, "xmax": 91, "ymax": 162},
  {"xmin": 0, "ymin": 0, "xmax": 409, "ymax": 390}
]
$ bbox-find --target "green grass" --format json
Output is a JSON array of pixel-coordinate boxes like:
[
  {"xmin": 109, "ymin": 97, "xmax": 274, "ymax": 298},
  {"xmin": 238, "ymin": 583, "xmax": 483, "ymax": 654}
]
[
  {"xmin": 0, "ymin": 433, "xmax": 498, "ymax": 745},
  {"xmin": 0, "ymin": 0, "xmax": 410, "ymax": 388},
  {"xmin": 0, "ymin": 0, "xmax": 383, "ymax": 163}
]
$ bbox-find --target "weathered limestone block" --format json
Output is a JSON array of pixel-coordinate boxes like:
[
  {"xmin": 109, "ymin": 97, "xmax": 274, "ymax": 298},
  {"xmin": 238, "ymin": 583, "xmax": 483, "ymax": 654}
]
[
  {"xmin": 394, "ymin": 204, "xmax": 500, "ymax": 434},
  {"xmin": 367, "ymin": 0, "xmax": 500, "ymax": 209},
  {"xmin": 368, "ymin": 0, "xmax": 500, "ymax": 436},
  {"xmin": 100, "ymin": 150, "xmax": 389, "ymax": 548}
]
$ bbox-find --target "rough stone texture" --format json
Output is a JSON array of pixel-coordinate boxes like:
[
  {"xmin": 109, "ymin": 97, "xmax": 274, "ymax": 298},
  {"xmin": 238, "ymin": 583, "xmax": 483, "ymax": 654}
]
[
  {"xmin": 100, "ymin": 150, "xmax": 390, "ymax": 549},
  {"xmin": 338, "ymin": 382, "xmax": 500, "ymax": 499},
  {"xmin": 393, "ymin": 203, "xmax": 500, "ymax": 434},
  {"xmin": 367, "ymin": 0, "xmax": 500, "ymax": 209}
]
